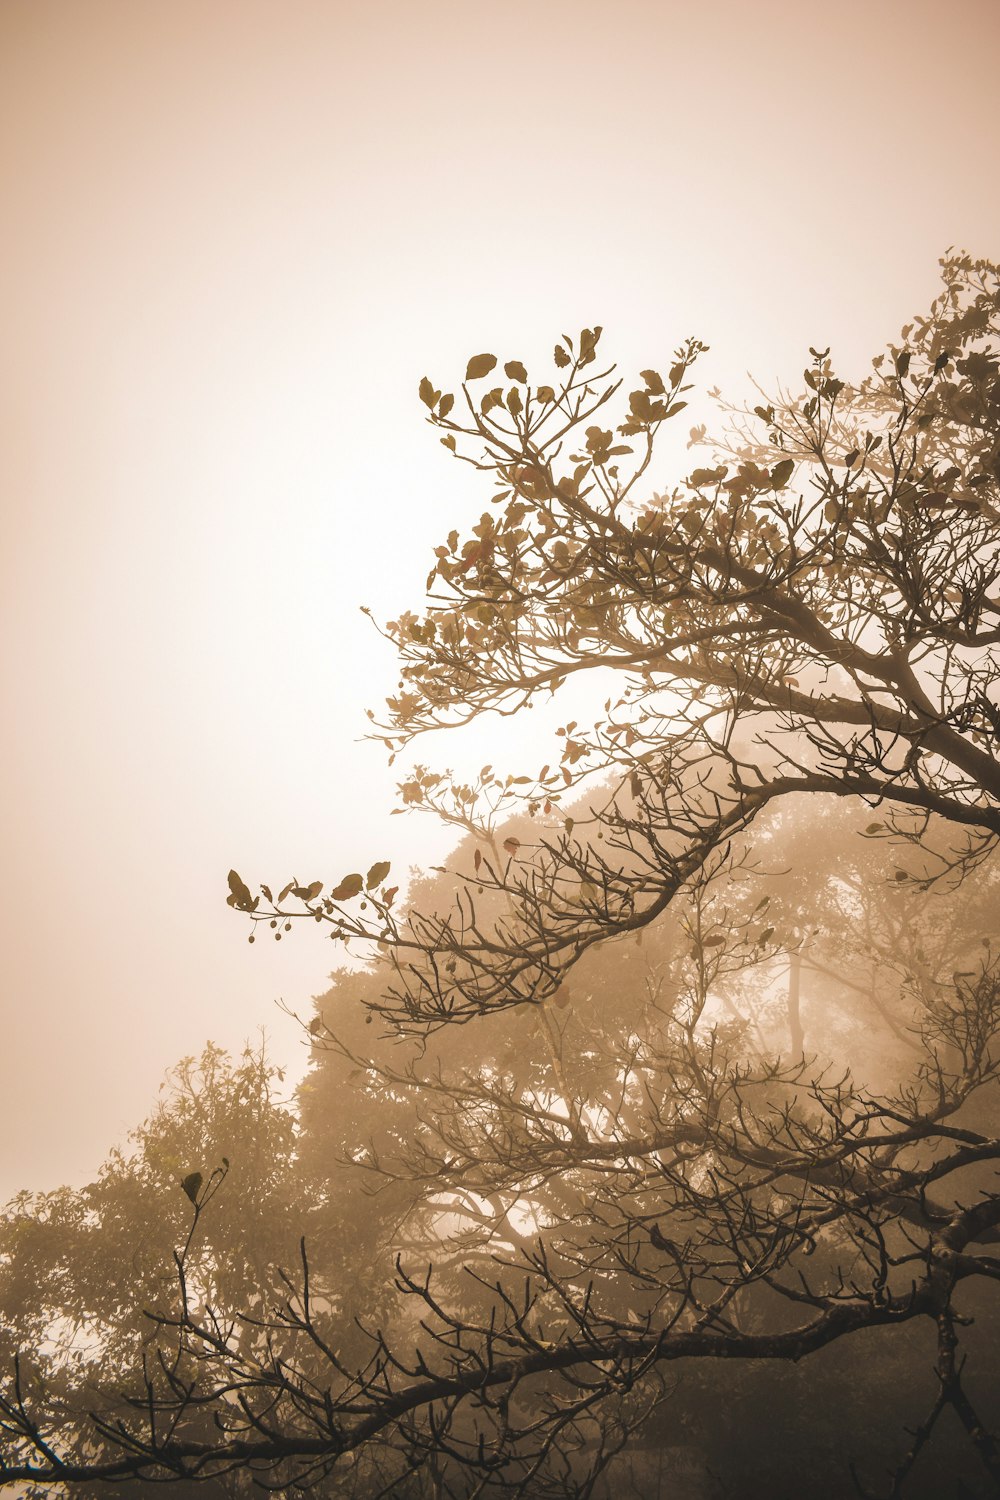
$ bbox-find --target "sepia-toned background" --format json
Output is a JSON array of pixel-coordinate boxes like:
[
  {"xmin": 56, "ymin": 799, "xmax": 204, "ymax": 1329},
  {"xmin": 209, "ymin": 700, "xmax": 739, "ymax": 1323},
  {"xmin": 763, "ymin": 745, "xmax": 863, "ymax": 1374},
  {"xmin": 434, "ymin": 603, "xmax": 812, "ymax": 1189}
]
[{"xmin": 2, "ymin": 0, "xmax": 998, "ymax": 1196}]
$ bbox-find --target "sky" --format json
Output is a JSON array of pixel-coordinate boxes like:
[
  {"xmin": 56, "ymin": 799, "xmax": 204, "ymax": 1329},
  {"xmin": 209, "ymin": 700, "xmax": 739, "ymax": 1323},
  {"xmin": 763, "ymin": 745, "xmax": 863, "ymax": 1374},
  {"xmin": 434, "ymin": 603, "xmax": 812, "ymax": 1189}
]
[{"xmin": 1, "ymin": 0, "xmax": 998, "ymax": 1197}]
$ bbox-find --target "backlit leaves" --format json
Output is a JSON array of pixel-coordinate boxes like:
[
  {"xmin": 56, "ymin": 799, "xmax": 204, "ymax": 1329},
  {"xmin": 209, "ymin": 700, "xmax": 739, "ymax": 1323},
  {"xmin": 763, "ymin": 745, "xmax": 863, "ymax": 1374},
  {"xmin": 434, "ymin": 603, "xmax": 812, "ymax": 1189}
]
[
  {"xmin": 465, "ymin": 353, "xmax": 497, "ymax": 381},
  {"xmin": 232, "ymin": 261, "xmax": 1000, "ymax": 1067},
  {"xmin": 293, "ymin": 881, "xmax": 323, "ymax": 902},
  {"xmin": 180, "ymin": 1172, "xmax": 202, "ymax": 1205},
  {"xmin": 579, "ymin": 326, "xmax": 602, "ymax": 365},
  {"xmin": 226, "ymin": 871, "xmax": 256, "ymax": 912},
  {"xmin": 689, "ymin": 466, "xmax": 727, "ymax": 488}
]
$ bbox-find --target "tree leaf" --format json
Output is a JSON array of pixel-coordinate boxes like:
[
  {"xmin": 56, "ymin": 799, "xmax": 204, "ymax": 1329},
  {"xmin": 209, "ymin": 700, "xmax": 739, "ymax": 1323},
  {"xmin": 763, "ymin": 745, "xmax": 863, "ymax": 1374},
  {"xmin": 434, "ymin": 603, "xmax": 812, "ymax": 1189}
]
[
  {"xmin": 366, "ymin": 861, "xmax": 391, "ymax": 890},
  {"xmin": 293, "ymin": 881, "xmax": 323, "ymax": 901},
  {"xmin": 418, "ymin": 376, "xmax": 437, "ymax": 408},
  {"xmin": 181, "ymin": 1171, "xmax": 203, "ymax": 1205},
  {"xmin": 330, "ymin": 873, "xmax": 364, "ymax": 901},
  {"xmin": 227, "ymin": 870, "xmax": 254, "ymax": 911},
  {"xmin": 466, "ymin": 353, "xmax": 497, "ymax": 381},
  {"xmin": 504, "ymin": 360, "xmax": 527, "ymax": 382}
]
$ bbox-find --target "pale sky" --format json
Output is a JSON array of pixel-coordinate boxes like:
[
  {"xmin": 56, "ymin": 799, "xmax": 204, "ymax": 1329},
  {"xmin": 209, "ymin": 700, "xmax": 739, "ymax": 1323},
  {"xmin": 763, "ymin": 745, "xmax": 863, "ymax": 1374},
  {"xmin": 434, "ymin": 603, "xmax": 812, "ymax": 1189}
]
[{"xmin": 2, "ymin": 0, "xmax": 998, "ymax": 1196}]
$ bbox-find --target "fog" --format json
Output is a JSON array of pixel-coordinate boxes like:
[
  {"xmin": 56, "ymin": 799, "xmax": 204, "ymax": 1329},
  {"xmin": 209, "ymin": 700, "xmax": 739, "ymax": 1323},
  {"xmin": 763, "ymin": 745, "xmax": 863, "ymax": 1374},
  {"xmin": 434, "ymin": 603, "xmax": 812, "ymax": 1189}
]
[
  {"xmin": 1, "ymin": 4, "xmax": 1000, "ymax": 1491},
  {"xmin": 3, "ymin": 0, "xmax": 996, "ymax": 1197}
]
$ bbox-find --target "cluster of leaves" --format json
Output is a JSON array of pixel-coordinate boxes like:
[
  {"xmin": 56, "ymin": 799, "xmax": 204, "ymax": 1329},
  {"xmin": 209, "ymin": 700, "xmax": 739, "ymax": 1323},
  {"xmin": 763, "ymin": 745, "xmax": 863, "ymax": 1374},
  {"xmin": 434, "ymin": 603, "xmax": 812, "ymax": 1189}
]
[
  {"xmin": 229, "ymin": 863, "xmax": 396, "ymax": 949},
  {"xmin": 222, "ymin": 257, "xmax": 1000, "ymax": 1042}
]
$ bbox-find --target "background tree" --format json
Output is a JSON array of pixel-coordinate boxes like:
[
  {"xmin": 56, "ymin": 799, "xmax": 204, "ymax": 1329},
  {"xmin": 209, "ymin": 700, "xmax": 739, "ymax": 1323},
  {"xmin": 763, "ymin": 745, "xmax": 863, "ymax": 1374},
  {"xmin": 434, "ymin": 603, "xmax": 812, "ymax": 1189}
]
[{"xmin": 0, "ymin": 1044, "xmax": 313, "ymax": 1498}]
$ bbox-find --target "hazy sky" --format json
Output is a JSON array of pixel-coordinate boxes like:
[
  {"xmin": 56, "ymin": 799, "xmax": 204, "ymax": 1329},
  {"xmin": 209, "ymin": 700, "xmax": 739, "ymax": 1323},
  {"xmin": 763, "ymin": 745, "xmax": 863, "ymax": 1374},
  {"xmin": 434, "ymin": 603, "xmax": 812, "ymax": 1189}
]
[{"xmin": 2, "ymin": 0, "xmax": 998, "ymax": 1196}]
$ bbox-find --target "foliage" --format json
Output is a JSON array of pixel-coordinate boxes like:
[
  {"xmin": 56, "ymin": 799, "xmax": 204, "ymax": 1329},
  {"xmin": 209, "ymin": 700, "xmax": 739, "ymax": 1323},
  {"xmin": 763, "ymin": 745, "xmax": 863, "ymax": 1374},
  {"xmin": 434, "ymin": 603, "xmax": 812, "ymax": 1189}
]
[
  {"xmin": 0, "ymin": 1044, "xmax": 310, "ymax": 1496},
  {"xmin": 2, "ymin": 254, "xmax": 1000, "ymax": 1496}
]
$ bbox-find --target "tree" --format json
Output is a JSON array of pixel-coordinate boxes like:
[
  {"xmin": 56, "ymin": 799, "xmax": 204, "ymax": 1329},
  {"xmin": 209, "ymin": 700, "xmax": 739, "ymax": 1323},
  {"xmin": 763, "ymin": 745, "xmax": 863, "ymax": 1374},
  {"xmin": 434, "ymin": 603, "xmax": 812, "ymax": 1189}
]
[
  {"xmin": 0, "ymin": 1044, "xmax": 311, "ymax": 1498},
  {"xmin": 3, "ymin": 253, "xmax": 1000, "ymax": 1496}
]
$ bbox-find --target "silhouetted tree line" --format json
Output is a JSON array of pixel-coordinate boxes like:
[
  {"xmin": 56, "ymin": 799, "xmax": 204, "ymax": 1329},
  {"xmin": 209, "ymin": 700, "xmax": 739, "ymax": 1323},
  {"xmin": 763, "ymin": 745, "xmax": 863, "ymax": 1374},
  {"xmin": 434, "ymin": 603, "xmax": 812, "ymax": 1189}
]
[{"xmin": 2, "ymin": 253, "xmax": 1000, "ymax": 1497}]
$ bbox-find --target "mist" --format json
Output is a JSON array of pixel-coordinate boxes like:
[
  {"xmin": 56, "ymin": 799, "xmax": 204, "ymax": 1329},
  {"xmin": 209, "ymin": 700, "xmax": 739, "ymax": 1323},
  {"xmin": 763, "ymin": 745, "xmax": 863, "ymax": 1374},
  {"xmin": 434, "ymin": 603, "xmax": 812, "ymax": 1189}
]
[{"xmin": 2, "ymin": 2, "xmax": 1000, "ymax": 1495}]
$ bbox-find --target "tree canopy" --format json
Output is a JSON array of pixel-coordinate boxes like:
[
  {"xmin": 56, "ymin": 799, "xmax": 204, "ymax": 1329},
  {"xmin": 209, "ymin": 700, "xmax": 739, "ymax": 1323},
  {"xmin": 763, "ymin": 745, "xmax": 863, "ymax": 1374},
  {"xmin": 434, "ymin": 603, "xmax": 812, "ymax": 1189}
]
[{"xmin": 3, "ymin": 252, "xmax": 1000, "ymax": 1497}]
